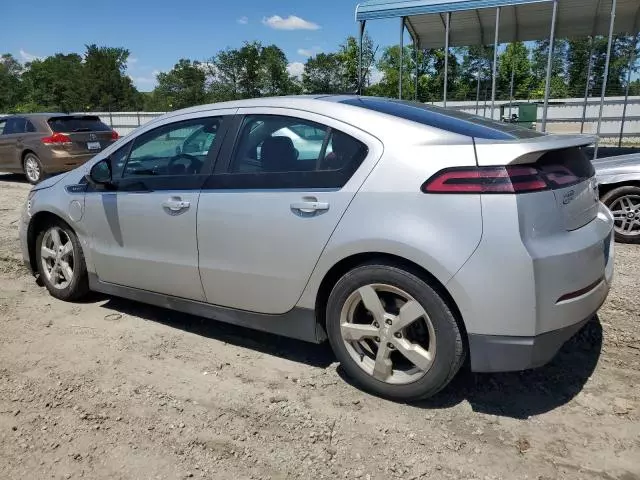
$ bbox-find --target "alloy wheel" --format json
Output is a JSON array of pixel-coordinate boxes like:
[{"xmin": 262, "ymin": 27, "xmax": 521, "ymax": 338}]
[
  {"xmin": 25, "ymin": 156, "xmax": 41, "ymax": 183},
  {"xmin": 339, "ymin": 284, "xmax": 437, "ymax": 385},
  {"xmin": 40, "ymin": 226, "xmax": 75, "ymax": 290},
  {"xmin": 609, "ymin": 194, "xmax": 640, "ymax": 237}
]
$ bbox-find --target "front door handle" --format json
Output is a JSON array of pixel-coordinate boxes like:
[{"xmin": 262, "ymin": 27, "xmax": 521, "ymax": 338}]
[
  {"xmin": 290, "ymin": 200, "xmax": 329, "ymax": 214},
  {"xmin": 162, "ymin": 197, "xmax": 190, "ymax": 212}
]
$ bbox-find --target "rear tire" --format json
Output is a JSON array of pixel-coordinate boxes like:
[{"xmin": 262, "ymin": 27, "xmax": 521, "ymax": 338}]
[
  {"xmin": 23, "ymin": 153, "xmax": 46, "ymax": 184},
  {"xmin": 36, "ymin": 220, "xmax": 89, "ymax": 301},
  {"xmin": 325, "ymin": 262, "xmax": 466, "ymax": 401},
  {"xmin": 601, "ymin": 185, "xmax": 640, "ymax": 244}
]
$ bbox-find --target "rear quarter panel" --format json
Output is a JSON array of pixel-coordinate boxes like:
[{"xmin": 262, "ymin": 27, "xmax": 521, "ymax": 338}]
[{"xmin": 297, "ymin": 141, "xmax": 483, "ymax": 310}]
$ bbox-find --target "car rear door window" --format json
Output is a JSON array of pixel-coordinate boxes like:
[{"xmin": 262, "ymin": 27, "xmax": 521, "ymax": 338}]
[
  {"xmin": 226, "ymin": 114, "xmax": 368, "ymax": 189},
  {"xmin": 48, "ymin": 116, "xmax": 111, "ymax": 133}
]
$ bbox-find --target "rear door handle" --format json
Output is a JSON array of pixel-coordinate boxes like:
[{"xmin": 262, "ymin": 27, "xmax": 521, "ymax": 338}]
[
  {"xmin": 290, "ymin": 201, "xmax": 329, "ymax": 213},
  {"xmin": 162, "ymin": 197, "xmax": 190, "ymax": 212}
]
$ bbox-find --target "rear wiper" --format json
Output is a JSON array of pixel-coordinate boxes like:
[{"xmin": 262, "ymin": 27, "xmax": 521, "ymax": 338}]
[{"xmin": 72, "ymin": 128, "xmax": 91, "ymax": 132}]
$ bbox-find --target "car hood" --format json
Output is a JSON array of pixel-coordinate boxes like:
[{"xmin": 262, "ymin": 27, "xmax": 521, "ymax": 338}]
[{"xmin": 31, "ymin": 171, "xmax": 70, "ymax": 192}]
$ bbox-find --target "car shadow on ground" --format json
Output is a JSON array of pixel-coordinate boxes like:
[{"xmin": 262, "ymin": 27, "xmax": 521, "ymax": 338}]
[
  {"xmin": 340, "ymin": 316, "xmax": 603, "ymax": 419},
  {"xmin": 98, "ymin": 295, "xmax": 335, "ymax": 369},
  {"xmin": 98, "ymin": 294, "xmax": 601, "ymax": 419},
  {"xmin": 0, "ymin": 173, "xmax": 28, "ymax": 183}
]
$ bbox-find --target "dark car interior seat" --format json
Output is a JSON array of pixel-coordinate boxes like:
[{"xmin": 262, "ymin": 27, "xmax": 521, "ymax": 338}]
[
  {"xmin": 323, "ymin": 131, "xmax": 361, "ymax": 170},
  {"xmin": 260, "ymin": 136, "xmax": 297, "ymax": 172}
]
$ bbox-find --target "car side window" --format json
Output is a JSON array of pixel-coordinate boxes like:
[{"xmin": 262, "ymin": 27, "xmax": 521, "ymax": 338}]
[
  {"xmin": 109, "ymin": 141, "xmax": 132, "ymax": 179},
  {"xmin": 122, "ymin": 117, "xmax": 222, "ymax": 178},
  {"xmin": 4, "ymin": 117, "xmax": 26, "ymax": 135},
  {"xmin": 0, "ymin": 120, "xmax": 6, "ymax": 135},
  {"xmin": 26, "ymin": 120, "xmax": 37, "ymax": 133},
  {"xmin": 229, "ymin": 115, "xmax": 368, "ymax": 188}
]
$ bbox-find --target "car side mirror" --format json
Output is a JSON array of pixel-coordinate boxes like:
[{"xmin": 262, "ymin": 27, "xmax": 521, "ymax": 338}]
[
  {"xmin": 85, "ymin": 158, "xmax": 113, "ymax": 187},
  {"xmin": 176, "ymin": 145, "xmax": 182, "ymax": 155}
]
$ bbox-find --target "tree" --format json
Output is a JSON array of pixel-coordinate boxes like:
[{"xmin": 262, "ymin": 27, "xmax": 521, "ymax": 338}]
[
  {"xmin": 236, "ymin": 42, "xmax": 262, "ymax": 99},
  {"xmin": 457, "ymin": 45, "xmax": 493, "ymax": 102},
  {"xmin": 367, "ymin": 45, "xmax": 414, "ymax": 99},
  {"xmin": 567, "ymin": 37, "xmax": 592, "ymax": 97},
  {"xmin": 206, "ymin": 42, "xmax": 296, "ymax": 101},
  {"xmin": 337, "ymin": 33, "xmax": 376, "ymax": 92},
  {"xmin": 497, "ymin": 42, "xmax": 532, "ymax": 100},
  {"xmin": 155, "ymin": 59, "xmax": 206, "ymax": 110},
  {"xmin": 0, "ymin": 54, "xmax": 23, "ymax": 112},
  {"xmin": 302, "ymin": 53, "xmax": 344, "ymax": 94},
  {"xmin": 207, "ymin": 47, "xmax": 243, "ymax": 101},
  {"xmin": 260, "ymin": 45, "xmax": 291, "ymax": 96},
  {"xmin": 530, "ymin": 39, "xmax": 568, "ymax": 98},
  {"xmin": 20, "ymin": 54, "xmax": 86, "ymax": 112},
  {"xmin": 83, "ymin": 44, "xmax": 141, "ymax": 111}
]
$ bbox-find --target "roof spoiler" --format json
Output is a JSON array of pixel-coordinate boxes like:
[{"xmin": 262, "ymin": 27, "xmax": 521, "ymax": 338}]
[{"xmin": 473, "ymin": 134, "xmax": 597, "ymax": 166}]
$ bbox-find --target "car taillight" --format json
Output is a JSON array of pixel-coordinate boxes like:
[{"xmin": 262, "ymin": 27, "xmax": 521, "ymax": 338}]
[
  {"xmin": 422, "ymin": 166, "xmax": 548, "ymax": 194},
  {"xmin": 422, "ymin": 164, "xmax": 582, "ymax": 194},
  {"xmin": 41, "ymin": 132, "xmax": 72, "ymax": 144},
  {"xmin": 111, "ymin": 131, "xmax": 119, "ymax": 140}
]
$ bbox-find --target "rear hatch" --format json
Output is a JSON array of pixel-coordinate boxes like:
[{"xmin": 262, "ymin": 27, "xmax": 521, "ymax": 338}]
[
  {"xmin": 473, "ymin": 135, "xmax": 599, "ymax": 231},
  {"xmin": 47, "ymin": 115, "xmax": 116, "ymax": 154}
]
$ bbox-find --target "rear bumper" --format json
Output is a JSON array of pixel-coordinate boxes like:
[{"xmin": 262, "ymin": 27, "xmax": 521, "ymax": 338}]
[
  {"xmin": 447, "ymin": 199, "xmax": 614, "ymax": 373},
  {"xmin": 42, "ymin": 151, "xmax": 96, "ymax": 174},
  {"xmin": 468, "ymin": 314, "xmax": 593, "ymax": 372}
]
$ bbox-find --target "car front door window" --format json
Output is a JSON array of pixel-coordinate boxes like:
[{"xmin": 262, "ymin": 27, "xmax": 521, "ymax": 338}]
[{"xmin": 123, "ymin": 118, "xmax": 222, "ymax": 178}]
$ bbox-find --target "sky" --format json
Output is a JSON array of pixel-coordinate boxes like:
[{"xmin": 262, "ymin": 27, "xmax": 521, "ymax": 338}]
[{"xmin": 1, "ymin": 0, "xmax": 404, "ymax": 91}]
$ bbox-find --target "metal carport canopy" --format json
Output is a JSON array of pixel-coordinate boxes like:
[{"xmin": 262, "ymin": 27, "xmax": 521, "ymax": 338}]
[{"xmin": 355, "ymin": 0, "xmax": 640, "ymax": 48}]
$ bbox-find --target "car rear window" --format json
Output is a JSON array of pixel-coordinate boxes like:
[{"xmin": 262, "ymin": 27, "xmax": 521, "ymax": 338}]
[
  {"xmin": 340, "ymin": 97, "xmax": 544, "ymax": 140},
  {"xmin": 48, "ymin": 116, "xmax": 111, "ymax": 133}
]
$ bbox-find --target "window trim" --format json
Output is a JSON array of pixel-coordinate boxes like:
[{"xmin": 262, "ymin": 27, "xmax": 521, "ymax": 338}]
[{"xmin": 209, "ymin": 113, "xmax": 369, "ymax": 191}]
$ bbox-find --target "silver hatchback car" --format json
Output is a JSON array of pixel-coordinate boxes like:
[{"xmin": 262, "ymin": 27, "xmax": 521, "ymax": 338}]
[{"xmin": 19, "ymin": 96, "xmax": 614, "ymax": 400}]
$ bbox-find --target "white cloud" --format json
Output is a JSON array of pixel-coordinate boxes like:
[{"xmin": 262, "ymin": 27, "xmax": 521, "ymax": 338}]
[
  {"xmin": 237, "ymin": 16, "xmax": 248, "ymax": 24},
  {"xmin": 19, "ymin": 49, "xmax": 42, "ymax": 62},
  {"xmin": 126, "ymin": 57, "xmax": 138, "ymax": 70},
  {"xmin": 297, "ymin": 46, "xmax": 321, "ymax": 57},
  {"xmin": 262, "ymin": 15, "xmax": 320, "ymax": 31},
  {"xmin": 287, "ymin": 62, "xmax": 305, "ymax": 79}
]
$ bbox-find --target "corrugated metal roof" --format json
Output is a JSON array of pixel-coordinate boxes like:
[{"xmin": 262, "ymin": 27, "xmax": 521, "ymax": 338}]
[{"xmin": 356, "ymin": 0, "xmax": 640, "ymax": 48}]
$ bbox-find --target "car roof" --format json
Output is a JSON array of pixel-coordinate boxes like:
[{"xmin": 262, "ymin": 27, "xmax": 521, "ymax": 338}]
[
  {"xmin": 1, "ymin": 113, "xmax": 100, "ymax": 119},
  {"xmin": 3, "ymin": 113, "xmax": 67, "ymax": 118},
  {"xmin": 168, "ymin": 95, "xmax": 541, "ymax": 141},
  {"xmin": 172, "ymin": 95, "xmax": 346, "ymax": 114}
]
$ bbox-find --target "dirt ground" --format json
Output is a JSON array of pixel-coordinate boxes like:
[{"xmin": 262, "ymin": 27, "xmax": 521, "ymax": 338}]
[{"xmin": 0, "ymin": 173, "xmax": 638, "ymax": 480}]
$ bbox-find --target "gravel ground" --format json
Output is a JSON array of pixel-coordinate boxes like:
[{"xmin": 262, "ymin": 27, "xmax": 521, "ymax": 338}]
[{"xmin": 0, "ymin": 173, "xmax": 639, "ymax": 480}]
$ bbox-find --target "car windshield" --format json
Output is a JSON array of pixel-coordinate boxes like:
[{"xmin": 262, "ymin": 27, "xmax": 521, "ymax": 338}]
[
  {"xmin": 340, "ymin": 97, "xmax": 544, "ymax": 140},
  {"xmin": 48, "ymin": 116, "xmax": 111, "ymax": 133}
]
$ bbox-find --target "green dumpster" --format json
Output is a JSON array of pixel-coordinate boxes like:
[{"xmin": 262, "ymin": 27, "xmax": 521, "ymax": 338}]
[{"xmin": 499, "ymin": 103, "xmax": 538, "ymax": 129}]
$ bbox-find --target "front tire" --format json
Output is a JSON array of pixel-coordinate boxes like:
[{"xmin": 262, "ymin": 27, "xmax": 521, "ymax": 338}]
[
  {"xmin": 36, "ymin": 221, "xmax": 89, "ymax": 301},
  {"xmin": 23, "ymin": 153, "xmax": 45, "ymax": 184},
  {"xmin": 326, "ymin": 263, "xmax": 466, "ymax": 401},
  {"xmin": 601, "ymin": 185, "xmax": 640, "ymax": 244}
]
